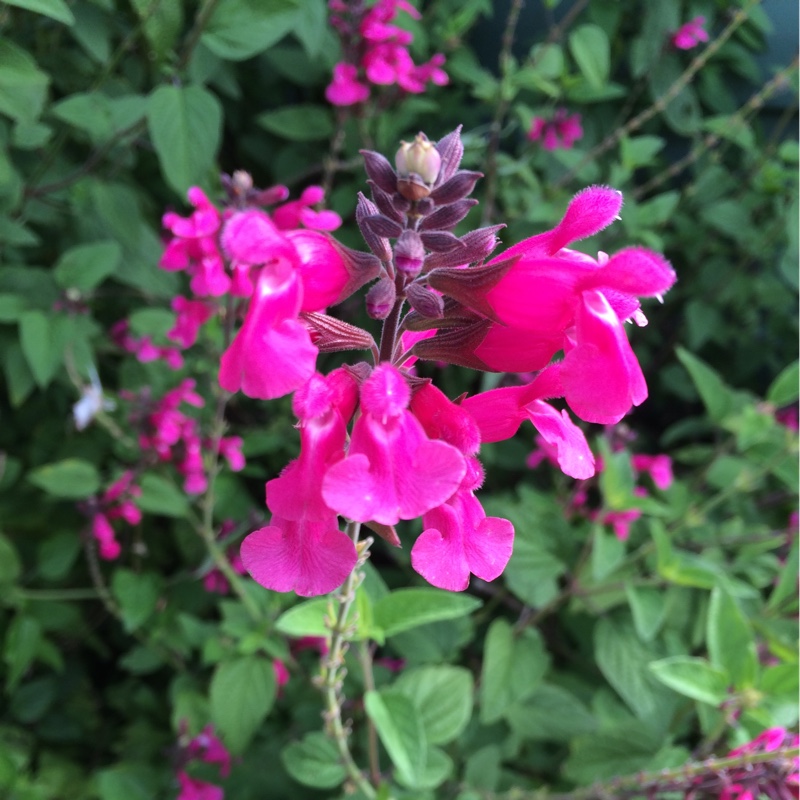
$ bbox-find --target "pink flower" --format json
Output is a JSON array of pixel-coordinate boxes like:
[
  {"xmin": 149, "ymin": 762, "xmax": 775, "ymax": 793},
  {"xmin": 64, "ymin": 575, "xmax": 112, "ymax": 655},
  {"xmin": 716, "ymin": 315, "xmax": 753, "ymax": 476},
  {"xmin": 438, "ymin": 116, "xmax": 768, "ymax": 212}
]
[
  {"xmin": 326, "ymin": 62, "xmax": 371, "ymax": 106},
  {"xmin": 176, "ymin": 773, "xmax": 223, "ymax": 800},
  {"xmin": 671, "ymin": 16, "xmax": 709, "ymax": 50},
  {"xmin": 631, "ymin": 453, "xmax": 673, "ymax": 490},
  {"xmin": 186, "ymin": 725, "xmax": 231, "ymax": 778},
  {"xmin": 218, "ymin": 264, "xmax": 318, "ymax": 400},
  {"xmin": 601, "ymin": 508, "xmax": 642, "ymax": 541},
  {"xmin": 217, "ymin": 436, "xmax": 245, "ymax": 471},
  {"xmin": 273, "ymin": 659, "xmax": 290, "ymax": 688},
  {"xmin": 272, "ymin": 186, "xmax": 342, "ymax": 232},
  {"xmin": 528, "ymin": 109, "xmax": 583, "ymax": 150},
  {"xmin": 92, "ymin": 513, "xmax": 120, "ymax": 560},
  {"xmin": 322, "ymin": 364, "xmax": 467, "ymax": 526},
  {"xmin": 168, "ymin": 297, "xmax": 215, "ymax": 348}
]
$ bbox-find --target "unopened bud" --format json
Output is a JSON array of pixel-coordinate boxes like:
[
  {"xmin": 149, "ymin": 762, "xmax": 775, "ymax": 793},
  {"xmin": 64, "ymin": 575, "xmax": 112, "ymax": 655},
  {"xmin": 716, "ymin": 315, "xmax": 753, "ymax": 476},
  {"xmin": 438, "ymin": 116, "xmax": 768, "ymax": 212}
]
[
  {"xmin": 232, "ymin": 170, "xmax": 253, "ymax": 193},
  {"xmin": 396, "ymin": 133, "xmax": 441, "ymax": 200},
  {"xmin": 394, "ymin": 230, "xmax": 426, "ymax": 277},
  {"xmin": 406, "ymin": 283, "xmax": 444, "ymax": 318},
  {"xmin": 365, "ymin": 278, "xmax": 396, "ymax": 319}
]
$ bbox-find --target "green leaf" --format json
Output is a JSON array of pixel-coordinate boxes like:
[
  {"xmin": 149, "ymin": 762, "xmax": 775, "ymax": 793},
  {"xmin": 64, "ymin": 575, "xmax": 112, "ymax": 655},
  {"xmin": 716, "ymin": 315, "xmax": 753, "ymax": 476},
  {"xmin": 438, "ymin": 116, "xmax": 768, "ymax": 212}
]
[
  {"xmin": 54, "ymin": 241, "xmax": 122, "ymax": 292},
  {"xmin": 0, "ymin": 40, "xmax": 50, "ymax": 123},
  {"xmin": 111, "ymin": 569, "xmax": 162, "ymax": 632},
  {"xmin": 373, "ymin": 588, "xmax": 481, "ymax": 637},
  {"xmin": 0, "ymin": 293, "xmax": 27, "ymax": 322},
  {"xmin": 707, "ymin": 587, "xmax": 758, "ymax": 688},
  {"xmin": 768, "ymin": 536, "xmax": 799, "ymax": 611},
  {"xmin": 210, "ymin": 656, "xmax": 276, "ymax": 753},
  {"xmin": 592, "ymin": 524, "xmax": 626, "ymax": 580},
  {"xmin": 568, "ymin": 24, "xmax": 610, "ymax": 89},
  {"xmin": 4, "ymin": 0, "xmax": 75, "ymax": 24},
  {"xmin": 620, "ymin": 135, "xmax": 665, "ymax": 169},
  {"xmin": 767, "ymin": 361, "xmax": 799, "ymax": 407},
  {"xmin": 4, "ymin": 615, "xmax": 42, "ymax": 691},
  {"xmin": 257, "ymin": 105, "xmax": 334, "ymax": 142},
  {"xmin": 676, "ymin": 347, "xmax": 737, "ymax": 422},
  {"xmin": 95, "ymin": 764, "xmax": 158, "ymax": 800},
  {"xmin": 28, "ymin": 459, "xmax": 100, "ymax": 499},
  {"xmin": 137, "ymin": 474, "xmax": 188, "ymax": 518},
  {"xmin": 19, "ymin": 310, "xmax": 60, "ymax": 388},
  {"xmin": 275, "ymin": 598, "xmax": 331, "ymax": 637},
  {"xmin": 480, "ymin": 619, "xmax": 549, "ymax": 724},
  {"xmin": 394, "ymin": 666, "xmax": 473, "ymax": 745},
  {"xmin": 506, "ymin": 683, "xmax": 597, "ymax": 741},
  {"xmin": 202, "ymin": 0, "xmax": 298, "ymax": 60},
  {"xmin": 147, "ymin": 84, "xmax": 222, "ymax": 194},
  {"xmin": 625, "ymin": 584, "xmax": 667, "ymax": 641},
  {"xmin": 130, "ymin": 0, "xmax": 183, "ymax": 61},
  {"xmin": 281, "ymin": 732, "xmax": 347, "ymax": 789},
  {"xmin": 649, "ymin": 656, "xmax": 730, "ymax": 705},
  {"xmin": 364, "ymin": 690, "xmax": 426, "ymax": 788},
  {"xmin": 0, "ymin": 534, "xmax": 21, "ymax": 585}
]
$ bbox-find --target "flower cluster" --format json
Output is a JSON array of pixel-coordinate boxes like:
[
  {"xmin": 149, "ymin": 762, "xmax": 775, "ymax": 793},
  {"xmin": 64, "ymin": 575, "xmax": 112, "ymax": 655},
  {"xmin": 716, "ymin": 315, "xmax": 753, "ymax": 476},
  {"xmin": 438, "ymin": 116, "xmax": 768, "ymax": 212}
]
[
  {"xmin": 111, "ymin": 318, "xmax": 183, "ymax": 370},
  {"xmin": 671, "ymin": 16, "xmax": 709, "ymax": 50},
  {"xmin": 198, "ymin": 127, "xmax": 676, "ymax": 597},
  {"xmin": 80, "ymin": 470, "xmax": 142, "ymax": 560},
  {"xmin": 528, "ymin": 108, "xmax": 584, "ymax": 151},
  {"xmin": 326, "ymin": 0, "xmax": 447, "ymax": 106},
  {"xmin": 175, "ymin": 723, "xmax": 231, "ymax": 800}
]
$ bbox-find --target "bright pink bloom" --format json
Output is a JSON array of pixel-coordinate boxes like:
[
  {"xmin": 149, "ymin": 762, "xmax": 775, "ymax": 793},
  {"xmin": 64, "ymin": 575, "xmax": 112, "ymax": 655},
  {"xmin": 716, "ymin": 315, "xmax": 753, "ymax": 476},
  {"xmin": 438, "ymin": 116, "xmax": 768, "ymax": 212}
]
[
  {"xmin": 285, "ymin": 230, "xmax": 353, "ymax": 311},
  {"xmin": 776, "ymin": 405, "xmax": 799, "ymax": 432},
  {"xmin": 176, "ymin": 773, "xmax": 223, "ymax": 800},
  {"xmin": 186, "ymin": 725, "xmax": 231, "ymax": 778},
  {"xmin": 241, "ymin": 371, "xmax": 359, "ymax": 596},
  {"xmin": 462, "ymin": 366, "xmax": 595, "ymax": 480},
  {"xmin": 168, "ymin": 297, "xmax": 215, "ymax": 348},
  {"xmin": 218, "ymin": 265, "xmax": 317, "ymax": 400},
  {"xmin": 528, "ymin": 109, "xmax": 583, "ymax": 150},
  {"xmin": 291, "ymin": 636, "xmax": 329, "ymax": 656},
  {"xmin": 217, "ymin": 436, "xmax": 245, "ymax": 471},
  {"xmin": 326, "ymin": 62, "xmax": 371, "ymax": 106},
  {"xmin": 631, "ymin": 453, "xmax": 673, "ymax": 490},
  {"xmin": 273, "ymin": 659, "xmax": 290, "ymax": 688},
  {"xmin": 409, "ymin": 382, "xmax": 481, "ymax": 457},
  {"xmin": 273, "ymin": 186, "xmax": 342, "ymax": 232},
  {"xmin": 601, "ymin": 508, "xmax": 642, "ymax": 541},
  {"xmin": 92, "ymin": 513, "xmax": 120, "ymax": 560},
  {"xmin": 111, "ymin": 319, "xmax": 184, "ymax": 370},
  {"xmin": 671, "ymin": 16, "xmax": 709, "ymax": 50},
  {"xmin": 322, "ymin": 364, "xmax": 466, "ymax": 525}
]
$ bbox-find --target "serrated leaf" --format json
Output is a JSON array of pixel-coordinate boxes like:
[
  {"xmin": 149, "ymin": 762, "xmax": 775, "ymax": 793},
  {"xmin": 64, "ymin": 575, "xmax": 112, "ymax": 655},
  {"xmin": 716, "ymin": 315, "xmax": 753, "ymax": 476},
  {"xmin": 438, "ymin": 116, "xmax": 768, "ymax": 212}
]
[
  {"xmin": 707, "ymin": 587, "xmax": 758, "ymax": 689},
  {"xmin": 137, "ymin": 474, "xmax": 188, "ymax": 518},
  {"xmin": 281, "ymin": 732, "xmax": 347, "ymax": 789},
  {"xmin": 111, "ymin": 570, "xmax": 163, "ymax": 632},
  {"xmin": 373, "ymin": 588, "xmax": 481, "ymax": 637},
  {"xmin": 28, "ymin": 459, "xmax": 100, "ymax": 499},
  {"xmin": 649, "ymin": 656, "xmax": 730, "ymax": 705},
  {"xmin": 364, "ymin": 690, "xmax": 426, "ymax": 787},
  {"xmin": 210, "ymin": 656, "xmax": 276, "ymax": 753},
  {"xmin": 257, "ymin": 105, "xmax": 333, "ymax": 141},
  {"xmin": 54, "ymin": 241, "xmax": 122, "ymax": 292},
  {"xmin": 4, "ymin": 0, "xmax": 74, "ymax": 24},
  {"xmin": 394, "ymin": 666, "xmax": 473, "ymax": 745},
  {"xmin": 147, "ymin": 84, "xmax": 222, "ymax": 194}
]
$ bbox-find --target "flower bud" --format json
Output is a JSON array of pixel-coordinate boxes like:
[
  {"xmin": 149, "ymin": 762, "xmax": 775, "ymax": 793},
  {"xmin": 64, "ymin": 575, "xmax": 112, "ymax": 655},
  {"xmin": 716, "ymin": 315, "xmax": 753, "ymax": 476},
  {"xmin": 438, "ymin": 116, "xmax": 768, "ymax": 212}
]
[
  {"xmin": 394, "ymin": 230, "xmax": 426, "ymax": 278},
  {"xmin": 406, "ymin": 283, "xmax": 444, "ymax": 319},
  {"xmin": 365, "ymin": 277, "xmax": 397, "ymax": 319},
  {"xmin": 396, "ymin": 133, "xmax": 441, "ymax": 200}
]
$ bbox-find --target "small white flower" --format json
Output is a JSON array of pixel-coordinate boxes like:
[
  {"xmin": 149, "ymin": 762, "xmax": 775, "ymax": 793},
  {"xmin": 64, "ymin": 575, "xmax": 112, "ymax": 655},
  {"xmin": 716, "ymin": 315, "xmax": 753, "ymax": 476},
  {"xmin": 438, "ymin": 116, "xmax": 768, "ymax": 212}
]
[{"xmin": 73, "ymin": 366, "xmax": 115, "ymax": 430}]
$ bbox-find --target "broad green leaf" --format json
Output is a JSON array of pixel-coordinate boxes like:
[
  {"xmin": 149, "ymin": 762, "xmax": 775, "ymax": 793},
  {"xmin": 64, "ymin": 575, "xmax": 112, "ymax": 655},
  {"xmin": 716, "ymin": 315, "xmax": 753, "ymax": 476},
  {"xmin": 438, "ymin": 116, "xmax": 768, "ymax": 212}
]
[
  {"xmin": 54, "ymin": 241, "xmax": 122, "ymax": 292},
  {"xmin": 147, "ymin": 85, "xmax": 222, "ymax": 194},
  {"xmin": 111, "ymin": 570, "xmax": 163, "ymax": 632},
  {"xmin": 202, "ymin": 0, "xmax": 298, "ymax": 60},
  {"xmin": 364, "ymin": 690, "xmax": 426, "ymax": 788},
  {"xmin": 0, "ymin": 41, "xmax": 50, "ymax": 123},
  {"xmin": 767, "ymin": 536, "xmax": 799, "ymax": 611},
  {"xmin": 28, "ymin": 459, "xmax": 100, "ymax": 499},
  {"xmin": 281, "ymin": 732, "xmax": 347, "ymax": 789},
  {"xmin": 649, "ymin": 656, "xmax": 730, "ymax": 705},
  {"xmin": 137, "ymin": 474, "xmax": 188, "ymax": 518},
  {"xmin": 568, "ymin": 24, "xmax": 610, "ymax": 89},
  {"xmin": 480, "ymin": 619, "xmax": 548, "ymax": 724},
  {"xmin": 0, "ymin": 294, "xmax": 27, "ymax": 322},
  {"xmin": 128, "ymin": 308, "xmax": 175, "ymax": 338},
  {"xmin": 3, "ymin": 341, "xmax": 35, "ymax": 406},
  {"xmin": 401, "ymin": 746, "xmax": 453, "ymax": 791},
  {"xmin": 292, "ymin": 0, "xmax": 327, "ymax": 59},
  {"xmin": 767, "ymin": 361, "xmax": 799, "ymax": 407},
  {"xmin": 506, "ymin": 684, "xmax": 597, "ymax": 741},
  {"xmin": 0, "ymin": 534, "xmax": 21, "ymax": 585},
  {"xmin": 37, "ymin": 531, "xmax": 81, "ymax": 581},
  {"xmin": 257, "ymin": 105, "xmax": 333, "ymax": 142},
  {"xmin": 503, "ymin": 534, "xmax": 564, "ymax": 606},
  {"xmin": 707, "ymin": 587, "xmax": 758, "ymax": 688},
  {"xmin": 373, "ymin": 588, "xmax": 481, "ymax": 637},
  {"xmin": 5, "ymin": 0, "xmax": 74, "ymax": 24},
  {"xmin": 592, "ymin": 524, "xmax": 626, "ymax": 580},
  {"xmin": 95, "ymin": 764, "xmax": 158, "ymax": 800},
  {"xmin": 130, "ymin": 0, "xmax": 183, "ymax": 61},
  {"xmin": 620, "ymin": 135, "xmax": 665, "ymax": 169},
  {"xmin": 275, "ymin": 595, "xmax": 353, "ymax": 637},
  {"xmin": 595, "ymin": 618, "xmax": 675, "ymax": 722},
  {"xmin": 19, "ymin": 310, "xmax": 60, "ymax": 387},
  {"xmin": 210, "ymin": 656, "xmax": 276, "ymax": 753},
  {"xmin": 51, "ymin": 93, "xmax": 115, "ymax": 142},
  {"xmin": 625, "ymin": 584, "xmax": 667, "ymax": 641},
  {"xmin": 394, "ymin": 666, "xmax": 473, "ymax": 745},
  {"xmin": 676, "ymin": 347, "xmax": 737, "ymax": 422},
  {"xmin": 4, "ymin": 615, "xmax": 42, "ymax": 690}
]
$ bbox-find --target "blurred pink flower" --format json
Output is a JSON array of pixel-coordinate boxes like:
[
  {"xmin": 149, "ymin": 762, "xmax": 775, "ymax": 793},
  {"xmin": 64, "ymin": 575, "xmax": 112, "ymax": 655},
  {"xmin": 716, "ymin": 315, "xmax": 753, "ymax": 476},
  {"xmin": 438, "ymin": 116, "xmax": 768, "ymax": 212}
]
[
  {"xmin": 528, "ymin": 109, "xmax": 583, "ymax": 150},
  {"xmin": 671, "ymin": 16, "xmax": 709, "ymax": 50}
]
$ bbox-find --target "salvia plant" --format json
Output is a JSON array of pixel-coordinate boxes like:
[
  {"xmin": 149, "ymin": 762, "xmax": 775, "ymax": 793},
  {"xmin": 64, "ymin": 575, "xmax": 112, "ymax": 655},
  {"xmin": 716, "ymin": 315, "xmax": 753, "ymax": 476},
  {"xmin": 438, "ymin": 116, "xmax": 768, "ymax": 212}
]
[{"xmin": 0, "ymin": 1, "xmax": 797, "ymax": 799}]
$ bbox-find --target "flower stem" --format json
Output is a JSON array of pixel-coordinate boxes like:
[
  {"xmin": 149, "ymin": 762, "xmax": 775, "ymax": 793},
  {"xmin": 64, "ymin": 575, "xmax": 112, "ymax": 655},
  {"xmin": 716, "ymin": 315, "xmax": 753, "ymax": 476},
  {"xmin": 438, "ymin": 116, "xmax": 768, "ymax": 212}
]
[{"xmin": 320, "ymin": 520, "xmax": 376, "ymax": 798}]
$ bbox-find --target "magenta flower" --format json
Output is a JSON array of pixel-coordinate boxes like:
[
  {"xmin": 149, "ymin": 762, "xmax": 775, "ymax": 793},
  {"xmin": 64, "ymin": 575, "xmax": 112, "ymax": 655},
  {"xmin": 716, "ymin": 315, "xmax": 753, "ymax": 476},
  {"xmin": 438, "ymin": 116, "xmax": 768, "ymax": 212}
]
[
  {"xmin": 326, "ymin": 62, "xmax": 371, "ymax": 106},
  {"xmin": 168, "ymin": 297, "xmax": 215, "ymax": 348},
  {"xmin": 631, "ymin": 453, "xmax": 673, "ymax": 490},
  {"xmin": 671, "ymin": 16, "xmax": 709, "ymax": 50},
  {"xmin": 218, "ymin": 265, "xmax": 317, "ymax": 400},
  {"xmin": 322, "ymin": 364, "xmax": 466, "ymax": 525},
  {"xmin": 176, "ymin": 773, "xmax": 223, "ymax": 800},
  {"xmin": 528, "ymin": 109, "xmax": 583, "ymax": 150}
]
